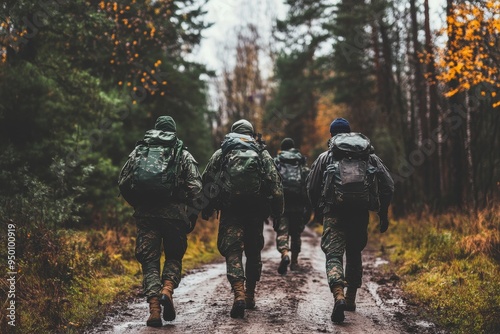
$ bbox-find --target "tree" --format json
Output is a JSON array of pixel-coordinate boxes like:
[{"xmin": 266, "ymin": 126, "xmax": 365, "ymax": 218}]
[
  {"xmin": 436, "ymin": 1, "xmax": 499, "ymax": 103},
  {"xmin": 265, "ymin": 0, "xmax": 330, "ymax": 153},
  {"xmin": 0, "ymin": 0, "xmax": 212, "ymax": 223}
]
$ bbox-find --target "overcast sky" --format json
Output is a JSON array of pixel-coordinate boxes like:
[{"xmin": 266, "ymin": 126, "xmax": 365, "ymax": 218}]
[
  {"xmin": 192, "ymin": 0, "xmax": 447, "ymax": 73},
  {"xmin": 191, "ymin": 0, "xmax": 286, "ymax": 73}
]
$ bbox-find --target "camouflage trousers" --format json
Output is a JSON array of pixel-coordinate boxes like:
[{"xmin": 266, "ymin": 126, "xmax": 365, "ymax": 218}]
[
  {"xmin": 276, "ymin": 213, "xmax": 306, "ymax": 254},
  {"xmin": 217, "ymin": 211, "xmax": 265, "ymax": 285},
  {"xmin": 135, "ymin": 217, "xmax": 188, "ymax": 300},
  {"xmin": 321, "ymin": 210, "xmax": 369, "ymax": 290}
]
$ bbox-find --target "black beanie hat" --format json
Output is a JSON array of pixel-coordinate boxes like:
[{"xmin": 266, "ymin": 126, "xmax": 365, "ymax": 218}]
[
  {"xmin": 330, "ymin": 118, "xmax": 351, "ymax": 136},
  {"xmin": 155, "ymin": 116, "xmax": 176, "ymax": 132},
  {"xmin": 280, "ymin": 138, "xmax": 295, "ymax": 150}
]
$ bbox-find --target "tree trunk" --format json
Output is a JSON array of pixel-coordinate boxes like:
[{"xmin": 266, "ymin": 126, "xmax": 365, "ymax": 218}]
[
  {"xmin": 446, "ymin": 0, "xmax": 465, "ymax": 207},
  {"xmin": 410, "ymin": 0, "xmax": 429, "ymax": 202},
  {"xmin": 424, "ymin": 0, "xmax": 441, "ymax": 206},
  {"xmin": 465, "ymin": 92, "xmax": 476, "ymax": 210}
]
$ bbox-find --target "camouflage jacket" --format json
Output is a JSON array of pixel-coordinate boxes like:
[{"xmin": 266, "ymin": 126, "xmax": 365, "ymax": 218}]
[
  {"xmin": 133, "ymin": 149, "xmax": 202, "ymax": 219},
  {"xmin": 306, "ymin": 146, "xmax": 394, "ymax": 216},
  {"xmin": 202, "ymin": 144, "xmax": 284, "ymax": 218}
]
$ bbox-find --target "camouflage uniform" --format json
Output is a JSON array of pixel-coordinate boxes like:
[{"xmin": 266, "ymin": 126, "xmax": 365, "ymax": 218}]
[
  {"xmin": 217, "ymin": 210, "xmax": 265, "ymax": 284},
  {"xmin": 321, "ymin": 210, "xmax": 369, "ymax": 288},
  {"xmin": 202, "ymin": 138, "xmax": 284, "ymax": 285},
  {"xmin": 274, "ymin": 148, "xmax": 311, "ymax": 256},
  {"xmin": 134, "ymin": 149, "xmax": 202, "ymax": 299},
  {"xmin": 307, "ymin": 144, "xmax": 394, "ymax": 290}
]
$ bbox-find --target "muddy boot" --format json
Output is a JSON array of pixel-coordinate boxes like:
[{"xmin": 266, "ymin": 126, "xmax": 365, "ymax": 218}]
[
  {"xmin": 146, "ymin": 296, "xmax": 162, "ymax": 327},
  {"xmin": 159, "ymin": 280, "xmax": 176, "ymax": 321},
  {"xmin": 278, "ymin": 250, "xmax": 290, "ymax": 275},
  {"xmin": 230, "ymin": 280, "xmax": 246, "ymax": 318},
  {"xmin": 290, "ymin": 252, "xmax": 299, "ymax": 271},
  {"xmin": 331, "ymin": 284, "xmax": 346, "ymax": 323},
  {"xmin": 245, "ymin": 280, "xmax": 256, "ymax": 309},
  {"xmin": 345, "ymin": 287, "xmax": 357, "ymax": 311}
]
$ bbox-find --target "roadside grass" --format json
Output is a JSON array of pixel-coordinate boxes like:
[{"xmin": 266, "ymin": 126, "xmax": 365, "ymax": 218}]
[
  {"xmin": 378, "ymin": 205, "xmax": 500, "ymax": 334},
  {"xmin": 1, "ymin": 216, "xmax": 220, "ymax": 334}
]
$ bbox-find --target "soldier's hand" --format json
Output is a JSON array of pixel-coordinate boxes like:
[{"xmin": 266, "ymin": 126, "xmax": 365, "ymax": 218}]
[
  {"xmin": 188, "ymin": 214, "xmax": 198, "ymax": 233},
  {"xmin": 378, "ymin": 212, "xmax": 389, "ymax": 233}
]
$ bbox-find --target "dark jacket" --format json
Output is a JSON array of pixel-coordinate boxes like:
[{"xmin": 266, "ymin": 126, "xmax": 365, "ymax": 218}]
[{"xmin": 306, "ymin": 140, "xmax": 394, "ymax": 216}]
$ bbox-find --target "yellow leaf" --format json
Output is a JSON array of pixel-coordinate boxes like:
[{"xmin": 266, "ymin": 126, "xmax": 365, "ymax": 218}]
[{"xmin": 445, "ymin": 88, "xmax": 460, "ymax": 97}]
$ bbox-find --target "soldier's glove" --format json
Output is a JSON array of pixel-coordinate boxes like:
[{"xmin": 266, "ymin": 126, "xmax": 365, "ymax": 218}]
[
  {"xmin": 378, "ymin": 212, "xmax": 389, "ymax": 233},
  {"xmin": 187, "ymin": 214, "xmax": 198, "ymax": 233}
]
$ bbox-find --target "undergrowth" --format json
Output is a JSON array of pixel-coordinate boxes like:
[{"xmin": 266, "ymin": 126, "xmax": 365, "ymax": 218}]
[
  {"xmin": 0, "ymin": 217, "xmax": 220, "ymax": 334},
  {"xmin": 379, "ymin": 204, "xmax": 500, "ymax": 334}
]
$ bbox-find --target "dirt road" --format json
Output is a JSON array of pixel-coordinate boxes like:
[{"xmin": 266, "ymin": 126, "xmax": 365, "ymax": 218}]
[{"xmin": 90, "ymin": 224, "xmax": 446, "ymax": 334}]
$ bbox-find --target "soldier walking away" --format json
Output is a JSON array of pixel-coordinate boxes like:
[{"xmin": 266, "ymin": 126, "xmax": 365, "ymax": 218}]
[
  {"xmin": 201, "ymin": 119, "xmax": 284, "ymax": 318},
  {"xmin": 306, "ymin": 118, "xmax": 394, "ymax": 324},
  {"xmin": 118, "ymin": 116, "xmax": 202, "ymax": 327},
  {"xmin": 273, "ymin": 138, "xmax": 312, "ymax": 275}
]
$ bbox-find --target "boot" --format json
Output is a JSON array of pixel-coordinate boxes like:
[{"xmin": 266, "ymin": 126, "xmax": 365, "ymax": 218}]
[
  {"xmin": 159, "ymin": 280, "xmax": 176, "ymax": 321},
  {"xmin": 290, "ymin": 252, "xmax": 299, "ymax": 271},
  {"xmin": 278, "ymin": 250, "xmax": 290, "ymax": 275},
  {"xmin": 245, "ymin": 280, "xmax": 256, "ymax": 309},
  {"xmin": 331, "ymin": 284, "xmax": 346, "ymax": 323},
  {"xmin": 146, "ymin": 296, "xmax": 162, "ymax": 327},
  {"xmin": 345, "ymin": 287, "xmax": 357, "ymax": 311},
  {"xmin": 230, "ymin": 280, "xmax": 246, "ymax": 318}
]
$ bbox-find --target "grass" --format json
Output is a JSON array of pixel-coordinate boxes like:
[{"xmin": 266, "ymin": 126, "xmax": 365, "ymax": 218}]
[
  {"xmin": 0, "ymin": 216, "xmax": 221, "ymax": 334},
  {"xmin": 378, "ymin": 204, "xmax": 500, "ymax": 334}
]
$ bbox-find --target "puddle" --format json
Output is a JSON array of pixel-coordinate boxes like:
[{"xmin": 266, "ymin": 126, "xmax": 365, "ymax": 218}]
[
  {"xmin": 366, "ymin": 281, "xmax": 389, "ymax": 310},
  {"xmin": 416, "ymin": 320, "xmax": 436, "ymax": 328},
  {"xmin": 373, "ymin": 257, "xmax": 389, "ymax": 268}
]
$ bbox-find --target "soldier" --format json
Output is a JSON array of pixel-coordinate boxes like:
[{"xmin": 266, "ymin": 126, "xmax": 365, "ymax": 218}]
[
  {"xmin": 273, "ymin": 138, "xmax": 312, "ymax": 274},
  {"xmin": 306, "ymin": 118, "xmax": 394, "ymax": 324},
  {"xmin": 201, "ymin": 119, "xmax": 284, "ymax": 318},
  {"xmin": 129, "ymin": 116, "xmax": 202, "ymax": 327}
]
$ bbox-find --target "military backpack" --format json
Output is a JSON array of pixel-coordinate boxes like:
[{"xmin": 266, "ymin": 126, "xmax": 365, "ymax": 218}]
[
  {"xmin": 322, "ymin": 133, "xmax": 379, "ymax": 211},
  {"xmin": 276, "ymin": 150, "xmax": 305, "ymax": 200},
  {"xmin": 118, "ymin": 130, "xmax": 183, "ymax": 207},
  {"xmin": 218, "ymin": 133, "xmax": 265, "ymax": 203}
]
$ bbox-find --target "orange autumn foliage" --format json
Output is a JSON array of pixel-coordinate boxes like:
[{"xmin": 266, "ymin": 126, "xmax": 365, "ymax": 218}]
[
  {"xmin": 433, "ymin": 1, "xmax": 500, "ymax": 107},
  {"xmin": 303, "ymin": 95, "xmax": 347, "ymax": 161}
]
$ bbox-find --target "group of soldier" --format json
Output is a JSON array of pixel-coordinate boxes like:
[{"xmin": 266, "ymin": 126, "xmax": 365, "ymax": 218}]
[{"xmin": 129, "ymin": 115, "xmax": 394, "ymax": 327}]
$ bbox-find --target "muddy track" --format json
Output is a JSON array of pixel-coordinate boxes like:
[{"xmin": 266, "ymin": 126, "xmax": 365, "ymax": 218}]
[{"xmin": 89, "ymin": 224, "xmax": 447, "ymax": 334}]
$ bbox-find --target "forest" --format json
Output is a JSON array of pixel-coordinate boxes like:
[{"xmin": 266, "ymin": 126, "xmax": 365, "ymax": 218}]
[{"xmin": 0, "ymin": 0, "xmax": 498, "ymax": 333}]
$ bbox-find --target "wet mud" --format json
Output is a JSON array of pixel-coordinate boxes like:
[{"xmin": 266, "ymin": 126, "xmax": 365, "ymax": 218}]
[{"xmin": 88, "ymin": 224, "xmax": 448, "ymax": 334}]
